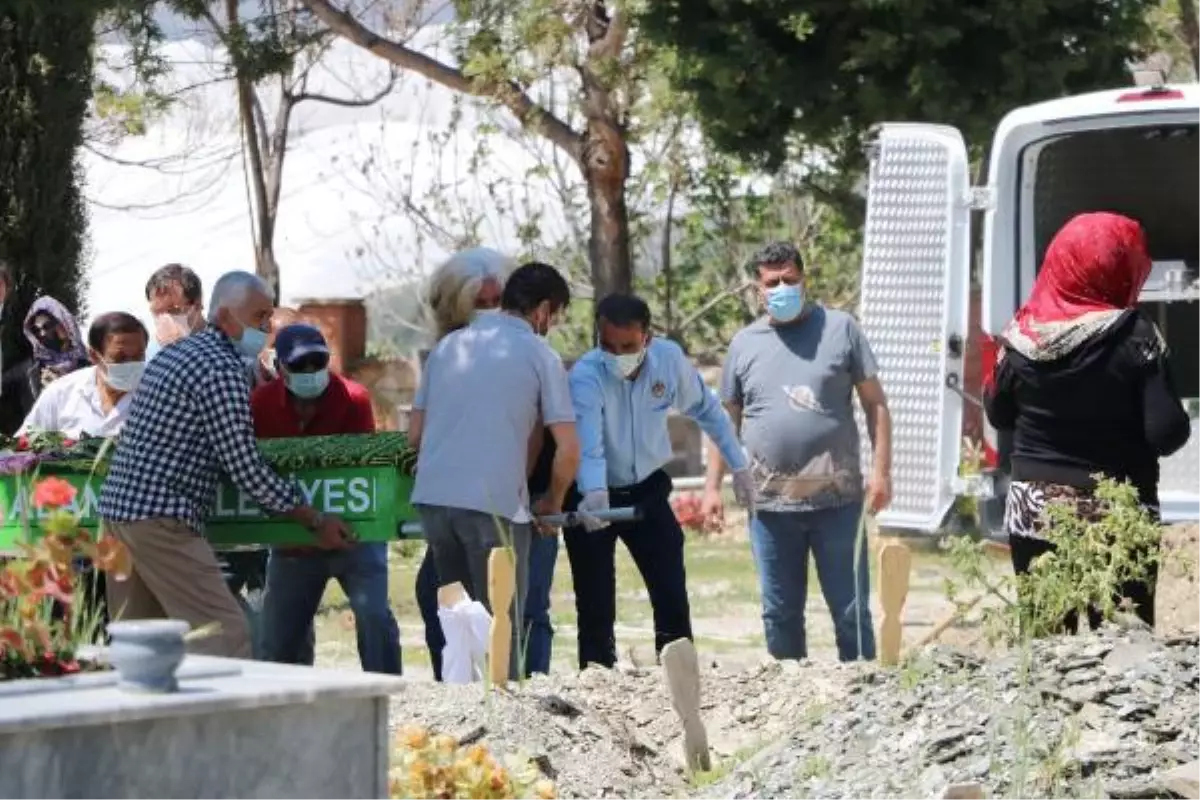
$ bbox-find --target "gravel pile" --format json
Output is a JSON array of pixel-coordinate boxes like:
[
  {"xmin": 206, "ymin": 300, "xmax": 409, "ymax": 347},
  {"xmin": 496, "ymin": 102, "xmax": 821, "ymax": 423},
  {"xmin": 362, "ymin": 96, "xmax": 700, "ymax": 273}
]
[
  {"xmin": 387, "ymin": 657, "xmax": 857, "ymax": 798},
  {"xmin": 704, "ymin": 626, "xmax": 1199, "ymax": 799},
  {"xmin": 386, "ymin": 626, "xmax": 1198, "ymax": 799}
]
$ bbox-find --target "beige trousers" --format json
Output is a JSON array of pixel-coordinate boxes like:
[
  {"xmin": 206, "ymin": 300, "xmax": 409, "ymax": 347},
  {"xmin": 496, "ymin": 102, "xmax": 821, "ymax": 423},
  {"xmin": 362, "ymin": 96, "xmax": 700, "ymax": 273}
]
[{"xmin": 103, "ymin": 517, "xmax": 252, "ymax": 659}]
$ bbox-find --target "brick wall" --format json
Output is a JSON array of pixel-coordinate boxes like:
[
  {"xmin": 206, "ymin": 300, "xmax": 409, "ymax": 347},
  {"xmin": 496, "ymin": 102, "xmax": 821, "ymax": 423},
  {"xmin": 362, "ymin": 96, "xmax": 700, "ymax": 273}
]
[
  {"xmin": 347, "ymin": 357, "xmax": 419, "ymax": 431},
  {"xmin": 295, "ymin": 298, "xmax": 367, "ymax": 375}
]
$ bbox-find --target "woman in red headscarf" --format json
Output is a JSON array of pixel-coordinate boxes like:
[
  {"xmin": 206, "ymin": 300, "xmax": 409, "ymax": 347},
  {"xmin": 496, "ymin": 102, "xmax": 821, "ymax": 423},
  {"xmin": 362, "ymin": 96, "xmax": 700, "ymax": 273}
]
[{"xmin": 985, "ymin": 212, "xmax": 1191, "ymax": 629}]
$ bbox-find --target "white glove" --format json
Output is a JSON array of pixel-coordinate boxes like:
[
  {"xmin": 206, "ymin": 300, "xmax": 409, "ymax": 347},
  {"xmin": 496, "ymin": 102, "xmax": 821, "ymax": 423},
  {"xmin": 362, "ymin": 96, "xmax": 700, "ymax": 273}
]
[
  {"xmin": 731, "ymin": 469, "xmax": 756, "ymax": 515},
  {"xmin": 577, "ymin": 489, "xmax": 610, "ymax": 532}
]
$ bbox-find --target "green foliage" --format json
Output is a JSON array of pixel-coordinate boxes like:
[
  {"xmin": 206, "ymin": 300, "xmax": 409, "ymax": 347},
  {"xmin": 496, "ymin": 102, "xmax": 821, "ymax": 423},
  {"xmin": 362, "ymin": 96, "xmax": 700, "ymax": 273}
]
[
  {"xmin": 943, "ymin": 477, "xmax": 1165, "ymax": 643},
  {"xmin": 0, "ymin": 3, "xmax": 95, "ymax": 364},
  {"xmin": 635, "ymin": 152, "xmax": 863, "ymax": 360},
  {"xmin": 1144, "ymin": 0, "xmax": 1200, "ymax": 80},
  {"xmin": 169, "ymin": 0, "xmax": 325, "ymax": 82},
  {"xmin": 1020, "ymin": 480, "xmax": 1163, "ymax": 637},
  {"xmin": 3, "ymin": 431, "xmax": 419, "ymax": 476},
  {"xmin": 639, "ymin": 0, "xmax": 1155, "ymax": 177}
]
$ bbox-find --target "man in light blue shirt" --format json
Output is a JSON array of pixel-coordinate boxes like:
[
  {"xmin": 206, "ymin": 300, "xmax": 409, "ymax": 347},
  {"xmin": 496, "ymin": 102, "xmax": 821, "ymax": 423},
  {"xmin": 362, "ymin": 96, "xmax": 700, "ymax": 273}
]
[{"xmin": 564, "ymin": 293, "xmax": 753, "ymax": 668}]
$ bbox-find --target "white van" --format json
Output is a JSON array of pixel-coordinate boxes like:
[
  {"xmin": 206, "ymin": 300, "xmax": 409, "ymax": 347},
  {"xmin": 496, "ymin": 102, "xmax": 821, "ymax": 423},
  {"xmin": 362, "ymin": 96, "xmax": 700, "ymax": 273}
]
[{"xmin": 857, "ymin": 80, "xmax": 1199, "ymax": 537}]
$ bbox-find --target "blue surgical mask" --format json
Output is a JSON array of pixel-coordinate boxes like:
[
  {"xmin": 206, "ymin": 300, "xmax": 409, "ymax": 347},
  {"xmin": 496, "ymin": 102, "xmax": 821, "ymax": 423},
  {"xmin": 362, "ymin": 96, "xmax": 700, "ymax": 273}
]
[
  {"xmin": 766, "ymin": 284, "xmax": 805, "ymax": 323},
  {"xmin": 236, "ymin": 322, "xmax": 269, "ymax": 358},
  {"xmin": 101, "ymin": 360, "xmax": 145, "ymax": 393},
  {"xmin": 286, "ymin": 368, "xmax": 330, "ymax": 399},
  {"xmin": 604, "ymin": 350, "xmax": 645, "ymax": 379}
]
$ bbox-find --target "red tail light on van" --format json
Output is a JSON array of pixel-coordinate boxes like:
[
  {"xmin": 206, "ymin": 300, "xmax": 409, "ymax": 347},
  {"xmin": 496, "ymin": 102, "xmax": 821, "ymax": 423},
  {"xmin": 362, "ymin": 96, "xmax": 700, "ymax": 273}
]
[{"xmin": 1116, "ymin": 88, "xmax": 1186, "ymax": 102}]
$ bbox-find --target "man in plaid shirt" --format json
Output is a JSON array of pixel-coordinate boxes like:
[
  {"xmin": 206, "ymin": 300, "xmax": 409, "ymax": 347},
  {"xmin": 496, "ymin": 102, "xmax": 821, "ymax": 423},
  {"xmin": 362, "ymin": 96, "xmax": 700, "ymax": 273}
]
[{"xmin": 100, "ymin": 271, "xmax": 353, "ymax": 658}]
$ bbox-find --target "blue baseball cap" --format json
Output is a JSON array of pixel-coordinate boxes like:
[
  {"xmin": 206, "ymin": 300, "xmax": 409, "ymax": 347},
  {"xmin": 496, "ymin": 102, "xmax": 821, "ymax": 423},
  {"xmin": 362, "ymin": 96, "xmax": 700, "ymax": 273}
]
[{"xmin": 274, "ymin": 323, "xmax": 329, "ymax": 367}]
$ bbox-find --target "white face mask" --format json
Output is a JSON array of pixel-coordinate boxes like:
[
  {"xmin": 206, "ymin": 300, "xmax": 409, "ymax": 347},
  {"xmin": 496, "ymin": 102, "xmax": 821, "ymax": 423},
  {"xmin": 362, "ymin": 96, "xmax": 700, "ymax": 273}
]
[
  {"xmin": 154, "ymin": 312, "xmax": 194, "ymax": 345},
  {"xmin": 101, "ymin": 360, "xmax": 145, "ymax": 393},
  {"xmin": 606, "ymin": 349, "xmax": 646, "ymax": 379}
]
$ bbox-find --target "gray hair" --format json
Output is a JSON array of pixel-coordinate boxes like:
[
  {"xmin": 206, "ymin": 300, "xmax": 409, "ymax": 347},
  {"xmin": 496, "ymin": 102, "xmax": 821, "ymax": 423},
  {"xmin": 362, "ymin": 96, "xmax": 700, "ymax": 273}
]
[
  {"xmin": 747, "ymin": 241, "xmax": 804, "ymax": 275},
  {"xmin": 425, "ymin": 247, "xmax": 513, "ymax": 340},
  {"xmin": 207, "ymin": 271, "xmax": 272, "ymax": 323}
]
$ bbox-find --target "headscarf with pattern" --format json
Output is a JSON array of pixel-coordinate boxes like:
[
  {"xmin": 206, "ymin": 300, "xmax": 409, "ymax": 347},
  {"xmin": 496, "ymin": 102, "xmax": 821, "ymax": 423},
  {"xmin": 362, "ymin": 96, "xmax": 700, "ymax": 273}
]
[{"xmin": 1001, "ymin": 212, "xmax": 1153, "ymax": 362}]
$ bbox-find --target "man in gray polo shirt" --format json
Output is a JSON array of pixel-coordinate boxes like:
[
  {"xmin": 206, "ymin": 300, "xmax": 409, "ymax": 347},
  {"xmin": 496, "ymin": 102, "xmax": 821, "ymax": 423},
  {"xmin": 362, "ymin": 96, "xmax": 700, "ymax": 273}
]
[
  {"xmin": 703, "ymin": 241, "xmax": 893, "ymax": 662},
  {"xmin": 409, "ymin": 261, "xmax": 581, "ymax": 678}
]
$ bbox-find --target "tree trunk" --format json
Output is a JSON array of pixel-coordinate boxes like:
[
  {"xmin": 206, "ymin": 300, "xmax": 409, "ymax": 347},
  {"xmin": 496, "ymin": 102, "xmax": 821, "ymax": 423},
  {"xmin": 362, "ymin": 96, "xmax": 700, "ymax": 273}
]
[
  {"xmin": 582, "ymin": 118, "xmax": 632, "ymax": 301},
  {"xmin": 0, "ymin": 9, "xmax": 91, "ymax": 321},
  {"xmin": 1180, "ymin": 0, "xmax": 1200, "ymax": 78},
  {"xmin": 227, "ymin": 0, "xmax": 280, "ymax": 302},
  {"xmin": 0, "ymin": 3, "xmax": 92, "ymax": 434}
]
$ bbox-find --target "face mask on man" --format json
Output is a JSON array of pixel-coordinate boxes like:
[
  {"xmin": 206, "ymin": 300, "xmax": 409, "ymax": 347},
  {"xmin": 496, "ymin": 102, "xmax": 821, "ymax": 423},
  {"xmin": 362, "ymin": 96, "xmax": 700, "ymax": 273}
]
[
  {"xmin": 154, "ymin": 312, "xmax": 195, "ymax": 345},
  {"xmin": 235, "ymin": 318, "xmax": 269, "ymax": 358},
  {"xmin": 286, "ymin": 368, "xmax": 330, "ymax": 400},
  {"xmin": 766, "ymin": 283, "xmax": 805, "ymax": 323},
  {"xmin": 101, "ymin": 360, "xmax": 145, "ymax": 393},
  {"xmin": 605, "ymin": 349, "xmax": 645, "ymax": 380}
]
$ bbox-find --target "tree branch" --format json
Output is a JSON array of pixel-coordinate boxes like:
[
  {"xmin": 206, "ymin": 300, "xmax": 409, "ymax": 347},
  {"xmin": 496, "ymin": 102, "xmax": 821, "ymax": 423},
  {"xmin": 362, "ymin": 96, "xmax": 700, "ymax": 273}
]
[
  {"xmin": 673, "ymin": 278, "xmax": 753, "ymax": 333},
  {"xmin": 296, "ymin": 0, "xmax": 583, "ymax": 160},
  {"xmin": 293, "ymin": 66, "xmax": 398, "ymax": 107},
  {"xmin": 589, "ymin": 5, "xmax": 627, "ymax": 61}
]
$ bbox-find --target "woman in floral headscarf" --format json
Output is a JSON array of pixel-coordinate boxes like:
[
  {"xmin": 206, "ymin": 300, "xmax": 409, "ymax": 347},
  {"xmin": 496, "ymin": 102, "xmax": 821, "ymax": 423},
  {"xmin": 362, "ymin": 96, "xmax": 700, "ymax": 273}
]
[
  {"xmin": 985, "ymin": 212, "xmax": 1192, "ymax": 629},
  {"xmin": 0, "ymin": 296, "xmax": 89, "ymax": 435},
  {"xmin": 24, "ymin": 296, "xmax": 89, "ymax": 388}
]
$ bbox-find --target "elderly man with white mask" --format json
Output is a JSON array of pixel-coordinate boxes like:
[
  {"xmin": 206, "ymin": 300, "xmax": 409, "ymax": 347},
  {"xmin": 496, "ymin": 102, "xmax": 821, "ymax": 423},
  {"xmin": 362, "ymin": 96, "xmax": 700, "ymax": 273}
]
[{"xmin": 99, "ymin": 271, "xmax": 357, "ymax": 658}]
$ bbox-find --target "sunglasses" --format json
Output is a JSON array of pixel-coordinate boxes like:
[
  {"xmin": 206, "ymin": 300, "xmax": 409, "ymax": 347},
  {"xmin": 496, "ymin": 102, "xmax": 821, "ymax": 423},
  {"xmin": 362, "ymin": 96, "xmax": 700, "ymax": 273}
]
[{"xmin": 285, "ymin": 354, "xmax": 329, "ymax": 373}]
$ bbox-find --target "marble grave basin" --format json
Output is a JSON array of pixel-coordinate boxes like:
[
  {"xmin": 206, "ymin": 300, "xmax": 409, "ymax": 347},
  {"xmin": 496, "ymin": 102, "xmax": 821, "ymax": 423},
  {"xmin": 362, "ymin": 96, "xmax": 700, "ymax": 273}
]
[{"xmin": 0, "ymin": 654, "xmax": 404, "ymax": 799}]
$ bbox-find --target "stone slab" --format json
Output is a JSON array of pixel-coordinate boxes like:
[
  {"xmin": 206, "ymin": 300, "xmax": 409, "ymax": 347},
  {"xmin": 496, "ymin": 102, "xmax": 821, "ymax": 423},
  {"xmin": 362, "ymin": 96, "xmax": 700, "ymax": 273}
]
[
  {"xmin": 0, "ymin": 654, "xmax": 402, "ymax": 731},
  {"xmin": 0, "ymin": 655, "xmax": 404, "ymax": 798}
]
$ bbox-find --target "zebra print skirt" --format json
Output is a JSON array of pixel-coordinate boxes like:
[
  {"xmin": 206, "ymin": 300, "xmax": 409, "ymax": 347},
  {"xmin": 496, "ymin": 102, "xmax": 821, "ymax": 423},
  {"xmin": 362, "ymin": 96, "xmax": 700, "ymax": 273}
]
[{"xmin": 1004, "ymin": 480, "xmax": 1159, "ymax": 542}]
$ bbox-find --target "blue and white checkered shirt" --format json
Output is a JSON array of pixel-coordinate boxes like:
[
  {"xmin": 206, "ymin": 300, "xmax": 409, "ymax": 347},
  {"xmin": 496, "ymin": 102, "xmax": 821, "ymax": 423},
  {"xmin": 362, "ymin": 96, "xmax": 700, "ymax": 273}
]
[{"xmin": 98, "ymin": 326, "xmax": 300, "ymax": 533}]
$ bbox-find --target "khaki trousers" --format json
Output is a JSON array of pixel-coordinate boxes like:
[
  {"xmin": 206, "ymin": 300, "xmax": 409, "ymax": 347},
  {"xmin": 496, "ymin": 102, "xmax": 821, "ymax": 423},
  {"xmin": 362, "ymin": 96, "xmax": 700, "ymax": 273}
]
[{"xmin": 103, "ymin": 517, "xmax": 252, "ymax": 659}]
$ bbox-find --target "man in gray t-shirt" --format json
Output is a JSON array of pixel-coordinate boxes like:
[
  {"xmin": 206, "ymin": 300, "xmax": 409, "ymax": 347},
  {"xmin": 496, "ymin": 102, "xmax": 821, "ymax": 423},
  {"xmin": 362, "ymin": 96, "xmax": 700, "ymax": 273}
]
[
  {"xmin": 704, "ymin": 241, "xmax": 893, "ymax": 662},
  {"xmin": 409, "ymin": 262, "xmax": 581, "ymax": 679}
]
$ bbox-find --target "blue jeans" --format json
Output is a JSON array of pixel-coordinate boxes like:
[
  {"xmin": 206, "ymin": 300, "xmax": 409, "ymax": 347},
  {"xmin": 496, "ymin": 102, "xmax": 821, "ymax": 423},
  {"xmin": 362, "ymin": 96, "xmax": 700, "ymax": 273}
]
[
  {"xmin": 523, "ymin": 533, "xmax": 558, "ymax": 675},
  {"xmin": 749, "ymin": 501, "xmax": 875, "ymax": 662},
  {"xmin": 261, "ymin": 543, "xmax": 402, "ymax": 674}
]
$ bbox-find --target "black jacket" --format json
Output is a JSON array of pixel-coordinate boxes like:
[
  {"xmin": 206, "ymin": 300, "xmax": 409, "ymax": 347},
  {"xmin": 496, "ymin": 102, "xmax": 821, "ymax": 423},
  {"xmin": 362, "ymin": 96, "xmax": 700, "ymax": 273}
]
[
  {"xmin": 985, "ymin": 310, "xmax": 1191, "ymax": 506},
  {"xmin": 0, "ymin": 358, "xmax": 41, "ymax": 436}
]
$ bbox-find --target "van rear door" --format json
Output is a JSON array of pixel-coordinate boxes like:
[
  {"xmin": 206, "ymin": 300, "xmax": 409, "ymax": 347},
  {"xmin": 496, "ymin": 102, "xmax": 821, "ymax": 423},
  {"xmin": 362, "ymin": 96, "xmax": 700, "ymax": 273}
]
[{"xmin": 857, "ymin": 124, "xmax": 974, "ymax": 534}]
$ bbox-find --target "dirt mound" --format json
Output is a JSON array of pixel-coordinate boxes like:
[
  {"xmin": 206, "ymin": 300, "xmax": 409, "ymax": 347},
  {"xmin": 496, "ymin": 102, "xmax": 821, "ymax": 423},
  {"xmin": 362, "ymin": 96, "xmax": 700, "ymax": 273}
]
[
  {"xmin": 387, "ymin": 658, "xmax": 860, "ymax": 798},
  {"xmin": 1157, "ymin": 523, "xmax": 1199, "ymax": 637}
]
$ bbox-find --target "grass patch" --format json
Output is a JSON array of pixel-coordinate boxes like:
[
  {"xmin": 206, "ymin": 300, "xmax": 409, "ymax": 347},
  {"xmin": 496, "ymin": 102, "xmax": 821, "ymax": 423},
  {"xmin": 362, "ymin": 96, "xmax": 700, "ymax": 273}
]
[{"xmin": 310, "ymin": 523, "xmax": 989, "ymax": 674}]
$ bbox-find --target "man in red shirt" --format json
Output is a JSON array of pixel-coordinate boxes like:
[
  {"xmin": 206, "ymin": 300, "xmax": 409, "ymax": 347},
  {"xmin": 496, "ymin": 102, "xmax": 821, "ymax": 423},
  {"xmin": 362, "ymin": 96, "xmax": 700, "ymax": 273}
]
[{"xmin": 251, "ymin": 323, "xmax": 401, "ymax": 673}]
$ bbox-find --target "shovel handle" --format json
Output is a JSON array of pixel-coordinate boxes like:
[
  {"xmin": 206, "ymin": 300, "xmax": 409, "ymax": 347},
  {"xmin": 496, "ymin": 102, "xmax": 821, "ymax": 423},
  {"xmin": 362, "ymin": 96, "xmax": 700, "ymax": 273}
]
[{"xmin": 398, "ymin": 505, "xmax": 641, "ymax": 538}]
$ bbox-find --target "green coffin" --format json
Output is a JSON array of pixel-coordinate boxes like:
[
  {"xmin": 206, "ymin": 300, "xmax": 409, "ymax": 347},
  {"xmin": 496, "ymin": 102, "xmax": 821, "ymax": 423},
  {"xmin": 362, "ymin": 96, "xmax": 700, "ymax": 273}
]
[{"xmin": 0, "ymin": 433, "xmax": 421, "ymax": 553}]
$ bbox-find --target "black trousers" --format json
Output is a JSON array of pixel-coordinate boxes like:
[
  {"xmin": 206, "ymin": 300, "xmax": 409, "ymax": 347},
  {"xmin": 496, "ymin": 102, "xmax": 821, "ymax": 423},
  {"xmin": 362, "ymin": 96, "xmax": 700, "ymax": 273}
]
[
  {"xmin": 1009, "ymin": 534, "xmax": 1157, "ymax": 632},
  {"xmin": 563, "ymin": 470, "xmax": 692, "ymax": 669}
]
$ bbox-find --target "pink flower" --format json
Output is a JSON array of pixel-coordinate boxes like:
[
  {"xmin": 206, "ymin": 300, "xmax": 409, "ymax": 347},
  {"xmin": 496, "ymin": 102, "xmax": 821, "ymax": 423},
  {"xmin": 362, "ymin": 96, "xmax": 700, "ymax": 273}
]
[{"xmin": 32, "ymin": 477, "xmax": 76, "ymax": 510}]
